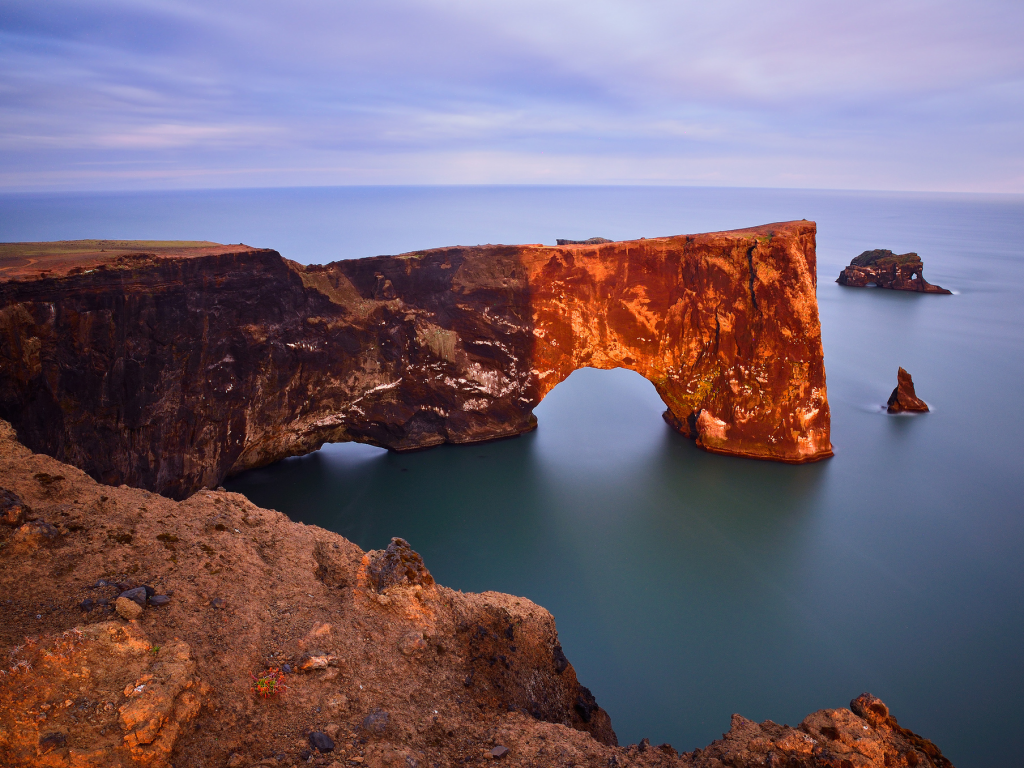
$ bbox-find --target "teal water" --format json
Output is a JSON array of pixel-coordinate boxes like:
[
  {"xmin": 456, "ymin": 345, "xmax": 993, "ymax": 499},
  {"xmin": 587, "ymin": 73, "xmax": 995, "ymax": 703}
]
[{"xmin": 3, "ymin": 186, "xmax": 1023, "ymax": 766}]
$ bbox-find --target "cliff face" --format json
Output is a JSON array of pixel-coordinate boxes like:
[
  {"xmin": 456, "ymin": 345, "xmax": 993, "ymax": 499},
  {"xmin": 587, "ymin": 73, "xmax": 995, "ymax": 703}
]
[
  {"xmin": 0, "ymin": 222, "xmax": 831, "ymax": 499},
  {"xmin": 837, "ymin": 249, "xmax": 951, "ymax": 293}
]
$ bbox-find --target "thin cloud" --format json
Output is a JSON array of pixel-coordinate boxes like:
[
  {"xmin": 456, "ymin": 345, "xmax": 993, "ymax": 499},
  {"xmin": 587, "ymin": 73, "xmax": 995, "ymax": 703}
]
[{"xmin": 0, "ymin": 0, "xmax": 1021, "ymax": 191}]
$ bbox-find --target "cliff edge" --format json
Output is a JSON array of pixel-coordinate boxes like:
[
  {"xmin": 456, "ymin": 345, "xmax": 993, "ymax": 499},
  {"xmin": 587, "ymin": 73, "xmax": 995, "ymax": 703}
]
[
  {"xmin": 0, "ymin": 420, "xmax": 953, "ymax": 768},
  {"xmin": 0, "ymin": 223, "xmax": 831, "ymax": 499}
]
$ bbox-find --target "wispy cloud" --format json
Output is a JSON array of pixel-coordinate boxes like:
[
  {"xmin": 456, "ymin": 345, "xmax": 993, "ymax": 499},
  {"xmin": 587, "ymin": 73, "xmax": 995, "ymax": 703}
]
[{"xmin": 0, "ymin": 0, "xmax": 1021, "ymax": 191}]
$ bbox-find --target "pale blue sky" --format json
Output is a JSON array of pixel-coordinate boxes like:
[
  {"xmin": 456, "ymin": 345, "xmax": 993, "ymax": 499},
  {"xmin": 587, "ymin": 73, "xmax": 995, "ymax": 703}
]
[{"xmin": 2, "ymin": 0, "xmax": 1022, "ymax": 191}]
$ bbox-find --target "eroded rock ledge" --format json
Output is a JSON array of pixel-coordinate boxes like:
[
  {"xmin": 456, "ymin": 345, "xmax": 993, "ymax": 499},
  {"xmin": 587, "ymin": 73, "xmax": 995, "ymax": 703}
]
[
  {"xmin": 0, "ymin": 222, "xmax": 831, "ymax": 499},
  {"xmin": 0, "ymin": 420, "xmax": 953, "ymax": 768}
]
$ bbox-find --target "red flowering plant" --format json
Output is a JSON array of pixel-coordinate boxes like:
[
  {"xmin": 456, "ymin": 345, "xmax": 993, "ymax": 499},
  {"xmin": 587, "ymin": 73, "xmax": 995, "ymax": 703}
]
[{"xmin": 250, "ymin": 667, "xmax": 288, "ymax": 698}]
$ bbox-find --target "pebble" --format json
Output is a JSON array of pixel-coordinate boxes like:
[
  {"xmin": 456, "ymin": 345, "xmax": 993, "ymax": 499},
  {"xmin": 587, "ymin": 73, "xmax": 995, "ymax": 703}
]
[
  {"xmin": 489, "ymin": 746, "xmax": 509, "ymax": 759},
  {"xmin": 360, "ymin": 708, "xmax": 389, "ymax": 735},
  {"xmin": 210, "ymin": 597, "xmax": 226, "ymax": 610},
  {"xmin": 118, "ymin": 587, "xmax": 148, "ymax": 608},
  {"xmin": 282, "ymin": 663, "xmax": 292, "ymax": 674},
  {"xmin": 299, "ymin": 655, "xmax": 329, "ymax": 671},
  {"xmin": 148, "ymin": 595, "xmax": 171, "ymax": 607},
  {"xmin": 0, "ymin": 488, "xmax": 30, "ymax": 527},
  {"xmin": 308, "ymin": 731, "xmax": 335, "ymax": 752},
  {"xmin": 398, "ymin": 631, "xmax": 427, "ymax": 657},
  {"xmin": 38, "ymin": 732, "xmax": 67, "ymax": 751},
  {"xmin": 115, "ymin": 597, "xmax": 143, "ymax": 621}
]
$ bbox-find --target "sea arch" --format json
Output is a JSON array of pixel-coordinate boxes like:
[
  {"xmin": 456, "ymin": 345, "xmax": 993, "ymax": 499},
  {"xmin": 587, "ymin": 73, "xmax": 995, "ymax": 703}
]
[{"xmin": 0, "ymin": 222, "xmax": 831, "ymax": 499}]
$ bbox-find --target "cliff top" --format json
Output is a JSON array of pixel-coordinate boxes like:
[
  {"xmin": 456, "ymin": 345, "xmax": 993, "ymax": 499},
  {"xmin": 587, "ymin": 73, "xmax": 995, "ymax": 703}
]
[
  {"xmin": 849, "ymin": 248, "xmax": 922, "ymax": 268},
  {"xmin": 1, "ymin": 223, "xmax": 816, "ymax": 284},
  {"xmin": 0, "ymin": 239, "xmax": 260, "ymax": 282}
]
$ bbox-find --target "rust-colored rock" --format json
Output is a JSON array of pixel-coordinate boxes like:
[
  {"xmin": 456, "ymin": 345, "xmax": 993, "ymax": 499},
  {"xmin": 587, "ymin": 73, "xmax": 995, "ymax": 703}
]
[
  {"xmin": 888, "ymin": 367, "xmax": 930, "ymax": 413},
  {"xmin": 0, "ymin": 621, "xmax": 203, "ymax": 768},
  {"xmin": 687, "ymin": 694, "xmax": 953, "ymax": 768},
  {"xmin": 0, "ymin": 487, "xmax": 30, "ymax": 526},
  {"xmin": 0, "ymin": 419, "xmax": 954, "ymax": 767},
  {"xmin": 0, "ymin": 223, "xmax": 831, "ymax": 498},
  {"xmin": 837, "ymin": 249, "xmax": 952, "ymax": 293}
]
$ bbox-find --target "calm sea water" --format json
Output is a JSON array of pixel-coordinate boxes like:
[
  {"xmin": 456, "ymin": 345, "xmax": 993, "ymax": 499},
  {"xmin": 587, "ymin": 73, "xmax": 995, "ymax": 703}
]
[{"xmin": 3, "ymin": 186, "xmax": 1023, "ymax": 766}]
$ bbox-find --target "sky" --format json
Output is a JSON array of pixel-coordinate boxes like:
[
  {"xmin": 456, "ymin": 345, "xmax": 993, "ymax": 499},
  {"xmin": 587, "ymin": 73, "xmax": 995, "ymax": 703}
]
[{"xmin": 1, "ymin": 0, "xmax": 1023, "ymax": 193}]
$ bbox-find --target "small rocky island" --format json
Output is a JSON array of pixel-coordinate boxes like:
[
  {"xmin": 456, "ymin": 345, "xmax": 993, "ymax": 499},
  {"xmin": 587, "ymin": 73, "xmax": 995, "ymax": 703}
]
[
  {"xmin": 888, "ymin": 367, "xmax": 930, "ymax": 413},
  {"xmin": 837, "ymin": 249, "xmax": 951, "ymax": 293}
]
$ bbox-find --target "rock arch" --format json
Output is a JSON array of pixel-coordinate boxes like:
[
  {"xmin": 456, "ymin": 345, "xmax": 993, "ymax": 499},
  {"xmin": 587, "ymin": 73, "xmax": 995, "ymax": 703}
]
[{"xmin": 0, "ymin": 221, "xmax": 831, "ymax": 498}]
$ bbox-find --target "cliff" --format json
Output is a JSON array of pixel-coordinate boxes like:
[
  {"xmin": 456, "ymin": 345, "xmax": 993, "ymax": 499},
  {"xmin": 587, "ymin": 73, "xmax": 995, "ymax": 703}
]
[
  {"xmin": 837, "ymin": 250, "xmax": 951, "ymax": 293},
  {"xmin": 0, "ymin": 222, "xmax": 832, "ymax": 499},
  {"xmin": 0, "ymin": 420, "xmax": 954, "ymax": 768}
]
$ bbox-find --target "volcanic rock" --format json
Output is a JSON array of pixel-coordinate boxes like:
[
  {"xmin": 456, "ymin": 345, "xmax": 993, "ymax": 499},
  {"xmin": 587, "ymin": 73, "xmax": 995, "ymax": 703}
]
[
  {"xmin": 308, "ymin": 731, "xmax": 335, "ymax": 752},
  {"xmin": 119, "ymin": 586, "xmax": 149, "ymax": 608},
  {"xmin": 9, "ymin": 519, "xmax": 59, "ymax": 552},
  {"xmin": 888, "ymin": 367, "xmax": 930, "ymax": 413},
  {"xmin": 367, "ymin": 537, "xmax": 435, "ymax": 592},
  {"xmin": 0, "ymin": 487, "xmax": 30, "ymax": 526},
  {"xmin": 115, "ymin": 596, "xmax": 143, "ymax": 620},
  {"xmin": 361, "ymin": 708, "xmax": 390, "ymax": 736},
  {"xmin": 837, "ymin": 249, "xmax": 952, "ymax": 293},
  {"xmin": 0, "ymin": 224, "xmax": 831, "ymax": 499},
  {"xmin": 0, "ymin": 621, "xmax": 202, "ymax": 767},
  {"xmin": 0, "ymin": 417, "xmax": 954, "ymax": 768}
]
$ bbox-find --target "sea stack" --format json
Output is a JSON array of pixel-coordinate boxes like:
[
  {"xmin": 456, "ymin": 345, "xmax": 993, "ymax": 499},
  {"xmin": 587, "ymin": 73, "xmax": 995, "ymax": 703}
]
[
  {"xmin": 837, "ymin": 249, "xmax": 951, "ymax": 293},
  {"xmin": 887, "ymin": 367, "xmax": 930, "ymax": 413}
]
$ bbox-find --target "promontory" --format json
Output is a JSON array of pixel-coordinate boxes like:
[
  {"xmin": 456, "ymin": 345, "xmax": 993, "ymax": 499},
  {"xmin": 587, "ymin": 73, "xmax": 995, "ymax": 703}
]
[{"xmin": 0, "ymin": 222, "xmax": 832, "ymax": 499}]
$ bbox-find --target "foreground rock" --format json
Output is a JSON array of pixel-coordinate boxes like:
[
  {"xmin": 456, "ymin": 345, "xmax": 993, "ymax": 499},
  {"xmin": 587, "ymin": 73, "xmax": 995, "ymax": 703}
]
[
  {"xmin": 0, "ymin": 223, "xmax": 831, "ymax": 499},
  {"xmin": 887, "ymin": 367, "xmax": 930, "ymax": 413},
  {"xmin": 837, "ymin": 250, "xmax": 952, "ymax": 294},
  {"xmin": 0, "ymin": 419, "xmax": 953, "ymax": 767},
  {"xmin": 0, "ymin": 622, "xmax": 203, "ymax": 767}
]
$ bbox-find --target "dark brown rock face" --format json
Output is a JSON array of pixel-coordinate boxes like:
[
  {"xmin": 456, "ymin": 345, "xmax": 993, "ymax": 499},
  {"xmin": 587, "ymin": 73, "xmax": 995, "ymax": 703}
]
[
  {"xmin": 0, "ymin": 222, "xmax": 831, "ymax": 499},
  {"xmin": 888, "ymin": 367, "xmax": 930, "ymax": 413},
  {"xmin": 837, "ymin": 249, "xmax": 952, "ymax": 293}
]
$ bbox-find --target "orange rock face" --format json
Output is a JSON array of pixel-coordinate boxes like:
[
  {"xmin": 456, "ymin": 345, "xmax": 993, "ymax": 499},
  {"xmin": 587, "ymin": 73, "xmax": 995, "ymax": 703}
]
[
  {"xmin": 0, "ymin": 622, "xmax": 203, "ymax": 768},
  {"xmin": 521, "ymin": 221, "xmax": 831, "ymax": 463},
  {"xmin": 0, "ymin": 222, "xmax": 831, "ymax": 498}
]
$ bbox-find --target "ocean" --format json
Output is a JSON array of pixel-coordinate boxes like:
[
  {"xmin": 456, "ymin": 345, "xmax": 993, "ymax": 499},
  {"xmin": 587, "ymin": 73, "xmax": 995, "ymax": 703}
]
[{"xmin": 2, "ymin": 185, "xmax": 1022, "ymax": 766}]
